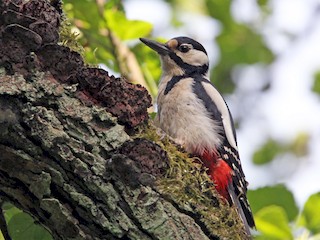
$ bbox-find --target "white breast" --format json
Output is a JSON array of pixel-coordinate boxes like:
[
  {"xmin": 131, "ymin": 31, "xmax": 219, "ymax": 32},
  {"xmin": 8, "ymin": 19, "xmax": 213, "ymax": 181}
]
[{"xmin": 156, "ymin": 76, "xmax": 224, "ymax": 155}]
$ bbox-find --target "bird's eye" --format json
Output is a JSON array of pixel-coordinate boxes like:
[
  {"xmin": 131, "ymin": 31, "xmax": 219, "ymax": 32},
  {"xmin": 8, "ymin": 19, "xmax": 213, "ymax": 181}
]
[{"xmin": 179, "ymin": 45, "xmax": 190, "ymax": 53}]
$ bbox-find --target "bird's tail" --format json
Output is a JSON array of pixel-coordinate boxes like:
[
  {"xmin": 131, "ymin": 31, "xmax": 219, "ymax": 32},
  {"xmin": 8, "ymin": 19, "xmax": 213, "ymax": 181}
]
[{"xmin": 228, "ymin": 184, "xmax": 255, "ymax": 238}]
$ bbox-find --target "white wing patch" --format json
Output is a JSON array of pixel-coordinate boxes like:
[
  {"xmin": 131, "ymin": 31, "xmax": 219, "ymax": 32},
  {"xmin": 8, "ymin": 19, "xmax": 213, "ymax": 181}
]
[{"xmin": 201, "ymin": 81, "xmax": 238, "ymax": 150}]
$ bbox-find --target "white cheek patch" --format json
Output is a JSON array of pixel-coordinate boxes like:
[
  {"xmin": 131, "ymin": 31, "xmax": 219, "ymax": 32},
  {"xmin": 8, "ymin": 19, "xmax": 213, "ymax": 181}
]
[{"xmin": 176, "ymin": 50, "xmax": 208, "ymax": 66}]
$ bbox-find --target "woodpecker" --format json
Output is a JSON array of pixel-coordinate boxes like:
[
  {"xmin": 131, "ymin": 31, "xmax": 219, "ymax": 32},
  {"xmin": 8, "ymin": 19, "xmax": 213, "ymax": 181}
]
[{"xmin": 140, "ymin": 36, "xmax": 255, "ymax": 234}]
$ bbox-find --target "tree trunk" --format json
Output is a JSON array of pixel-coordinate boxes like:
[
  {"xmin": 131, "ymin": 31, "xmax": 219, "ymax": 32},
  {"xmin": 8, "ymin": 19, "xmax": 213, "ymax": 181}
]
[{"xmin": 0, "ymin": 0, "xmax": 248, "ymax": 239}]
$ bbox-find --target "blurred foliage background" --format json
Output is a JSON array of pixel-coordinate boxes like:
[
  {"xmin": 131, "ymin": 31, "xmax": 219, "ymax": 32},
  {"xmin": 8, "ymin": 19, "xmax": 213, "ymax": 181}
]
[{"xmin": 2, "ymin": 0, "xmax": 320, "ymax": 239}]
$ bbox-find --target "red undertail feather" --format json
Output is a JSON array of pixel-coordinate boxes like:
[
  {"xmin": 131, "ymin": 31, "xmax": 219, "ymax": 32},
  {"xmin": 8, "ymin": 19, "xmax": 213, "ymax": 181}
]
[
  {"xmin": 200, "ymin": 148, "xmax": 255, "ymax": 236},
  {"xmin": 201, "ymin": 149, "xmax": 232, "ymax": 201}
]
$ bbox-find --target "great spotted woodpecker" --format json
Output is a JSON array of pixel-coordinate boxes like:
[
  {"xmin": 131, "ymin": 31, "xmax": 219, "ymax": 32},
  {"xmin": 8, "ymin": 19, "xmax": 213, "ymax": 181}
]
[{"xmin": 140, "ymin": 36, "xmax": 255, "ymax": 234}]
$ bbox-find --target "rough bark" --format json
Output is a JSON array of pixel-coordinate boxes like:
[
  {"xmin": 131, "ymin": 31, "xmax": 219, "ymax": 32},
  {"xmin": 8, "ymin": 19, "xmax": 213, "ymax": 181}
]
[{"xmin": 0, "ymin": 0, "xmax": 249, "ymax": 239}]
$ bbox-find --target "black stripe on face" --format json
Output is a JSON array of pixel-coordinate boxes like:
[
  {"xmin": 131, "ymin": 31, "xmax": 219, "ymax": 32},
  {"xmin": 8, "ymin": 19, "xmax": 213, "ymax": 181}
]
[
  {"xmin": 163, "ymin": 66, "xmax": 209, "ymax": 95},
  {"xmin": 164, "ymin": 75, "xmax": 184, "ymax": 95},
  {"xmin": 168, "ymin": 52, "xmax": 208, "ymax": 76}
]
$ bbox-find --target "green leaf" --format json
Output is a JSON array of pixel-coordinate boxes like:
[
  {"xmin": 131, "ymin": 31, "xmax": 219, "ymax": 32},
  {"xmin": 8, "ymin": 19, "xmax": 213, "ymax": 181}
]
[
  {"xmin": 248, "ymin": 184, "xmax": 299, "ymax": 221},
  {"xmin": 288, "ymin": 132, "xmax": 309, "ymax": 157},
  {"xmin": 105, "ymin": 9, "xmax": 152, "ymax": 40},
  {"xmin": 257, "ymin": 0, "xmax": 269, "ymax": 7},
  {"xmin": 0, "ymin": 230, "xmax": 4, "ymax": 240},
  {"xmin": 299, "ymin": 192, "xmax": 320, "ymax": 234},
  {"xmin": 63, "ymin": 1, "xmax": 102, "ymax": 31},
  {"xmin": 255, "ymin": 205, "xmax": 293, "ymax": 240},
  {"xmin": 2, "ymin": 203, "xmax": 52, "ymax": 240},
  {"xmin": 312, "ymin": 71, "xmax": 320, "ymax": 95},
  {"xmin": 149, "ymin": 112, "xmax": 157, "ymax": 119},
  {"xmin": 105, "ymin": 0, "xmax": 124, "ymax": 11},
  {"xmin": 3, "ymin": 202, "xmax": 22, "ymax": 223},
  {"xmin": 210, "ymin": 23, "xmax": 273, "ymax": 93},
  {"xmin": 253, "ymin": 134, "xmax": 309, "ymax": 165},
  {"xmin": 206, "ymin": 0, "xmax": 274, "ymax": 94},
  {"xmin": 8, "ymin": 212, "xmax": 52, "ymax": 240},
  {"xmin": 205, "ymin": 0, "xmax": 233, "ymax": 27},
  {"xmin": 253, "ymin": 138, "xmax": 284, "ymax": 165}
]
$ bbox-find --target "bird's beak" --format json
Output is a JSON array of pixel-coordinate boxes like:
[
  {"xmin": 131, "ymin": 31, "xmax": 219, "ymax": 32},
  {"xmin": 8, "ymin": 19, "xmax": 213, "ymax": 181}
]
[{"xmin": 140, "ymin": 38, "xmax": 170, "ymax": 55}]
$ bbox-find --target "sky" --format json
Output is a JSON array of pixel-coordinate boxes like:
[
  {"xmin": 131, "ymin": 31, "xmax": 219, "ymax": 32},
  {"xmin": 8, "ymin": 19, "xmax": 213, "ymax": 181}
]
[{"xmin": 124, "ymin": 0, "xmax": 320, "ymax": 207}]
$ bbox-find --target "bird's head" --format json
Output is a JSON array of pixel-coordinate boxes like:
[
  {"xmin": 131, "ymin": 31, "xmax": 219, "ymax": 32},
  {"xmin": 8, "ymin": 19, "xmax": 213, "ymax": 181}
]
[{"xmin": 140, "ymin": 36, "xmax": 209, "ymax": 77}]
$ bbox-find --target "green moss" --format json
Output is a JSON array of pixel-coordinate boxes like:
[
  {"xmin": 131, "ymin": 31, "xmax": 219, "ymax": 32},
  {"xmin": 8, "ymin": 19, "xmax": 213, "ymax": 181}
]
[
  {"xmin": 58, "ymin": 18, "xmax": 99, "ymax": 68},
  {"xmin": 138, "ymin": 123, "xmax": 248, "ymax": 239},
  {"xmin": 58, "ymin": 18, "xmax": 85, "ymax": 56}
]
